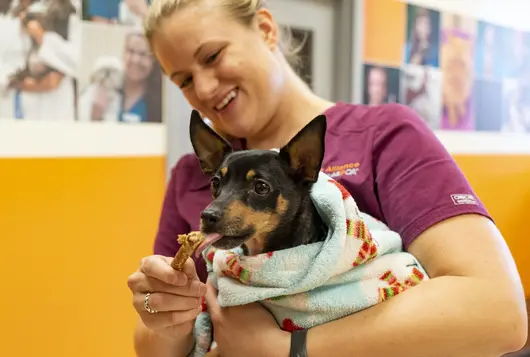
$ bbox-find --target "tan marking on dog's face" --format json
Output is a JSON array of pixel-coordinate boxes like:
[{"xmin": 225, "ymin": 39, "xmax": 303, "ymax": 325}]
[
  {"xmin": 225, "ymin": 195, "xmax": 289, "ymax": 254},
  {"xmin": 246, "ymin": 170, "xmax": 256, "ymax": 181},
  {"xmin": 220, "ymin": 167, "xmax": 228, "ymax": 176},
  {"xmin": 276, "ymin": 194, "xmax": 288, "ymax": 214}
]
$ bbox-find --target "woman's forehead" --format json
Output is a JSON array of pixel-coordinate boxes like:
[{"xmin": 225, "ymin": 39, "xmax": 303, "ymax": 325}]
[{"xmin": 155, "ymin": 3, "xmax": 251, "ymax": 45}]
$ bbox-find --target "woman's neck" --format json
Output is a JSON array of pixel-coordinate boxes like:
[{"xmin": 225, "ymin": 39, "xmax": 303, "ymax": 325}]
[
  {"xmin": 246, "ymin": 66, "xmax": 335, "ymax": 150},
  {"xmin": 123, "ymin": 78, "xmax": 146, "ymax": 110}
]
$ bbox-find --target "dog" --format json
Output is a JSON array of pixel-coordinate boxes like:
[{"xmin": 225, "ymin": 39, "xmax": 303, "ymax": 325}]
[
  {"xmin": 77, "ymin": 56, "xmax": 123, "ymax": 122},
  {"xmin": 189, "ymin": 109, "xmax": 329, "ymax": 257},
  {"xmin": 188, "ymin": 110, "xmax": 429, "ymax": 357},
  {"xmin": 89, "ymin": 56, "xmax": 124, "ymax": 92}
]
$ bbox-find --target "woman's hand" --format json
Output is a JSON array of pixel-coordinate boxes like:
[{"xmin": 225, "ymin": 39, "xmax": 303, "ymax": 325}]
[
  {"xmin": 127, "ymin": 255, "xmax": 207, "ymax": 341},
  {"xmin": 25, "ymin": 20, "xmax": 44, "ymax": 44},
  {"xmin": 90, "ymin": 86, "xmax": 111, "ymax": 121},
  {"xmin": 204, "ymin": 280, "xmax": 290, "ymax": 357}
]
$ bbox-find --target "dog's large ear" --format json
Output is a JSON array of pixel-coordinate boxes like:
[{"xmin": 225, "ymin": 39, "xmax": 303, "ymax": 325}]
[
  {"xmin": 189, "ymin": 110, "xmax": 233, "ymax": 175},
  {"xmin": 279, "ymin": 114, "xmax": 327, "ymax": 182}
]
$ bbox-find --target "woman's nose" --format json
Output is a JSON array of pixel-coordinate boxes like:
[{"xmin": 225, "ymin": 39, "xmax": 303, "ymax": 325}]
[{"xmin": 194, "ymin": 71, "xmax": 219, "ymax": 101}]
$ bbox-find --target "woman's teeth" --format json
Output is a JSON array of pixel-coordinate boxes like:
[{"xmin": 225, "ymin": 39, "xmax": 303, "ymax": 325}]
[{"xmin": 215, "ymin": 89, "xmax": 237, "ymax": 111}]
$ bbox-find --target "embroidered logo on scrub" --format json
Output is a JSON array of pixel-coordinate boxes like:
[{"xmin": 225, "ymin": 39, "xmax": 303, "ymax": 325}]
[
  {"xmin": 451, "ymin": 194, "xmax": 478, "ymax": 206},
  {"xmin": 323, "ymin": 162, "xmax": 361, "ymax": 178}
]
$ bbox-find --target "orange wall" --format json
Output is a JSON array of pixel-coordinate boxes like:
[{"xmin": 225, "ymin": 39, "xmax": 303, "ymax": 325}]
[
  {"xmin": 0, "ymin": 157, "xmax": 166, "ymax": 357},
  {"xmin": 363, "ymin": 0, "xmax": 406, "ymax": 66},
  {"xmin": 454, "ymin": 155, "xmax": 530, "ymax": 296},
  {"xmin": 0, "ymin": 154, "xmax": 528, "ymax": 357}
]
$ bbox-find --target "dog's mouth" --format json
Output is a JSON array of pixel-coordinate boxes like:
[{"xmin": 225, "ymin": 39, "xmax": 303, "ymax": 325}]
[{"xmin": 195, "ymin": 232, "xmax": 251, "ymax": 258}]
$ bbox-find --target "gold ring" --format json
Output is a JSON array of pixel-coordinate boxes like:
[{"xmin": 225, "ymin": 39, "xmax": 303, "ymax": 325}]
[{"xmin": 144, "ymin": 292, "xmax": 158, "ymax": 314}]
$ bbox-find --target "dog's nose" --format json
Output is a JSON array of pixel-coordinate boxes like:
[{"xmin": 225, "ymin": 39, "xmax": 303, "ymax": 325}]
[{"xmin": 200, "ymin": 208, "xmax": 221, "ymax": 225}]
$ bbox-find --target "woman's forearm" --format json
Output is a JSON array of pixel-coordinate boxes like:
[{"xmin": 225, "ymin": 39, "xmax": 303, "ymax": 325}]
[
  {"xmin": 306, "ymin": 276, "xmax": 527, "ymax": 357},
  {"xmin": 133, "ymin": 319, "xmax": 194, "ymax": 357}
]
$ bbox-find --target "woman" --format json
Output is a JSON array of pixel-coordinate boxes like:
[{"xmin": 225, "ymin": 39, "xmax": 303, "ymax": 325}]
[
  {"xmin": 127, "ymin": 1, "xmax": 528, "ymax": 357},
  {"xmin": 405, "ymin": 7, "xmax": 438, "ymax": 67},
  {"xmin": 79, "ymin": 28, "xmax": 162, "ymax": 123},
  {"xmin": 10, "ymin": 3, "xmax": 76, "ymax": 121},
  {"xmin": 120, "ymin": 28, "xmax": 161, "ymax": 123},
  {"xmin": 0, "ymin": 0, "xmax": 31, "ymax": 118}
]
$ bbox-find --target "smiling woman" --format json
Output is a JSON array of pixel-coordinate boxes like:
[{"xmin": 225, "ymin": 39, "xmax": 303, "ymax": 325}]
[
  {"xmin": 143, "ymin": 0, "xmax": 313, "ymax": 145},
  {"xmin": 127, "ymin": 1, "xmax": 528, "ymax": 357},
  {"xmin": 77, "ymin": 22, "xmax": 163, "ymax": 123}
]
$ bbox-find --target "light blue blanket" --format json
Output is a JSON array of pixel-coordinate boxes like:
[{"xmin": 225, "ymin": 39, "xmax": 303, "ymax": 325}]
[{"xmin": 189, "ymin": 172, "xmax": 429, "ymax": 356}]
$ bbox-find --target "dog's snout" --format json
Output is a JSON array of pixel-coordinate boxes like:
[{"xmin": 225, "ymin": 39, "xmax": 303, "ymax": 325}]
[{"xmin": 201, "ymin": 208, "xmax": 222, "ymax": 225}]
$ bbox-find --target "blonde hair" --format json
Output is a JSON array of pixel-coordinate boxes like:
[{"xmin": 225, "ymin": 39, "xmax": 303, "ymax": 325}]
[{"xmin": 143, "ymin": 0, "xmax": 306, "ymax": 70}]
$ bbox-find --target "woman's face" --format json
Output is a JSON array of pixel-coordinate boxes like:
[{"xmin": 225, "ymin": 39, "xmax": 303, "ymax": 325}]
[
  {"xmin": 150, "ymin": 3, "xmax": 285, "ymax": 139},
  {"xmin": 367, "ymin": 67, "xmax": 387, "ymax": 105},
  {"xmin": 124, "ymin": 34, "xmax": 154, "ymax": 83},
  {"xmin": 415, "ymin": 14, "xmax": 431, "ymax": 41}
]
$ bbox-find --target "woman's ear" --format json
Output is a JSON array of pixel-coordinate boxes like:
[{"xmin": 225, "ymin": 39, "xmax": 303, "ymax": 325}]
[{"xmin": 255, "ymin": 8, "xmax": 278, "ymax": 51}]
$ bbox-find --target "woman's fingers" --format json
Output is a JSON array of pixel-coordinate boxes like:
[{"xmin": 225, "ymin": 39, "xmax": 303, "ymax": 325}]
[
  {"xmin": 128, "ymin": 272, "xmax": 206, "ymax": 298},
  {"xmin": 139, "ymin": 305, "xmax": 202, "ymax": 331},
  {"xmin": 133, "ymin": 291, "xmax": 201, "ymax": 313},
  {"xmin": 138, "ymin": 255, "xmax": 189, "ymax": 286},
  {"xmin": 127, "ymin": 254, "xmax": 207, "ymax": 332}
]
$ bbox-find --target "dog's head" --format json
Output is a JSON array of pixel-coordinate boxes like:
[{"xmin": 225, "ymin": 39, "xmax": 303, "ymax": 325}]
[
  {"xmin": 90, "ymin": 56, "xmax": 123, "ymax": 91},
  {"xmin": 189, "ymin": 110, "xmax": 327, "ymax": 256}
]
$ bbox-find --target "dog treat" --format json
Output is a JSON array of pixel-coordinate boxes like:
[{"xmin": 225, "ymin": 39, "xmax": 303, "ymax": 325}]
[{"xmin": 171, "ymin": 231, "xmax": 205, "ymax": 270}]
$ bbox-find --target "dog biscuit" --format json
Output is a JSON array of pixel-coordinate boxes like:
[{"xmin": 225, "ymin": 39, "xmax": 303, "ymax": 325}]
[{"xmin": 171, "ymin": 231, "xmax": 205, "ymax": 270}]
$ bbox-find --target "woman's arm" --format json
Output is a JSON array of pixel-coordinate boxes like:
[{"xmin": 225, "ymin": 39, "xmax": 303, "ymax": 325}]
[
  {"xmin": 134, "ymin": 318, "xmax": 194, "ymax": 357},
  {"xmin": 133, "ymin": 160, "xmax": 195, "ymax": 357},
  {"xmin": 306, "ymin": 213, "xmax": 527, "ymax": 357},
  {"xmin": 306, "ymin": 104, "xmax": 527, "ymax": 356},
  {"xmin": 18, "ymin": 71, "xmax": 64, "ymax": 92}
]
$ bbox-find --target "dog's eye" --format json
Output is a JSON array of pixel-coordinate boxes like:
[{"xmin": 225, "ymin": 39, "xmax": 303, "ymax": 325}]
[
  {"xmin": 254, "ymin": 180, "xmax": 270, "ymax": 195},
  {"xmin": 210, "ymin": 177, "xmax": 220, "ymax": 196}
]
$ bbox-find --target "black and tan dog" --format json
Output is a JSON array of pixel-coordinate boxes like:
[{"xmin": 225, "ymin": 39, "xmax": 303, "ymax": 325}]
[{"xmin": 190, "ymin": 110, "xmax": 329, "ymax": 257}]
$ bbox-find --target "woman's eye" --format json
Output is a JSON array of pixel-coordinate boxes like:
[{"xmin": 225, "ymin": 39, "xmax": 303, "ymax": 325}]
[
  {"xmin": 205, "ymin": 51, "xmax": 220, "ymax": 65},
  {"xmin": 180, "ymin": 76, "xmax": 192, "ymax": 88},
  {"xmin": 254, "ymin": 181, "xmax": 270, "ymax": 195}
]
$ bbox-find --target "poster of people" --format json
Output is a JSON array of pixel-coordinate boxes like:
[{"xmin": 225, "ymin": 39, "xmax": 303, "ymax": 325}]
[
  {"xmin": 404, "ymin": 5, "xmax": 440, "ymax": 67},
  {"xmin": 0, "ymin": 0, "xmax": 82, "ymax": 121},
  {"xmin": 474, "ymin": 22, "xmax": 504, "ymax": 80},
  {"xmin": 401, "ymin": 64, "xmax": 442, "ymax": 130},
  {"xmin": 501, "ymin": 79, "xmax": 530, "ymax": 133},
  {"xmin": 77, "ymin": 21, "xmax": 162, "ymax": 123},
  {"xmin": 363, "ymin": 0, "xmax": 530, "ymax": 134},
  {"xmin": 362, "ymin": 63, "xmax": 400, "ymax": 106},
  {"xmin": 439, "ymin": 12, "xmax": 476, "ymax": 131},
  {"xmin": 82, "ymin": 0, "xmax": 150, "ymax": 27},
  {"xmin": 0, "ymin": 0, "xmax": 163, "ymax": 123}
]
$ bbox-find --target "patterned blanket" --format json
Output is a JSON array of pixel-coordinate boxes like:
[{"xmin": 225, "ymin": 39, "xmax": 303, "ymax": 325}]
[{"xmin": 189, "ymin": 172, "xmax": 429, "ymax": 357}]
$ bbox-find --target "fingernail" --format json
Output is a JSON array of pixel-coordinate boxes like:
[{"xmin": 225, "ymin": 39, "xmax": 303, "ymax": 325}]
[{"xmin": 197, "ymin": 305, "xmax": 202, "ymax": 314}]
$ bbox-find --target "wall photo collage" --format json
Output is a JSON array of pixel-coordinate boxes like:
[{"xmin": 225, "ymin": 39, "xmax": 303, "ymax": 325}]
[
  {"xmin": 0, "ymin": 0, "xmax": 162, "ymax": 123},
  {"xmin": 363, "ymin": 1, "xmax": 530, "ymax": 133}
]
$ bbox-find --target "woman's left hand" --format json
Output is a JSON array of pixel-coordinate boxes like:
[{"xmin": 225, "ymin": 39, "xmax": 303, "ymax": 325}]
[
  {"xmin": 25, "ymin": 20, "xmax": 44, "ymax": 44},
  {"xmin": 204, "ymin": 280, "xmax": 290, "ymax": 357}
]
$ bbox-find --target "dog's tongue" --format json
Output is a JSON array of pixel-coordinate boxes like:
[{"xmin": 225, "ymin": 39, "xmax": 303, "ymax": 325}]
[{"xmin": 195, "ymin": 233, "xmax": 223, "ymax": 258}]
